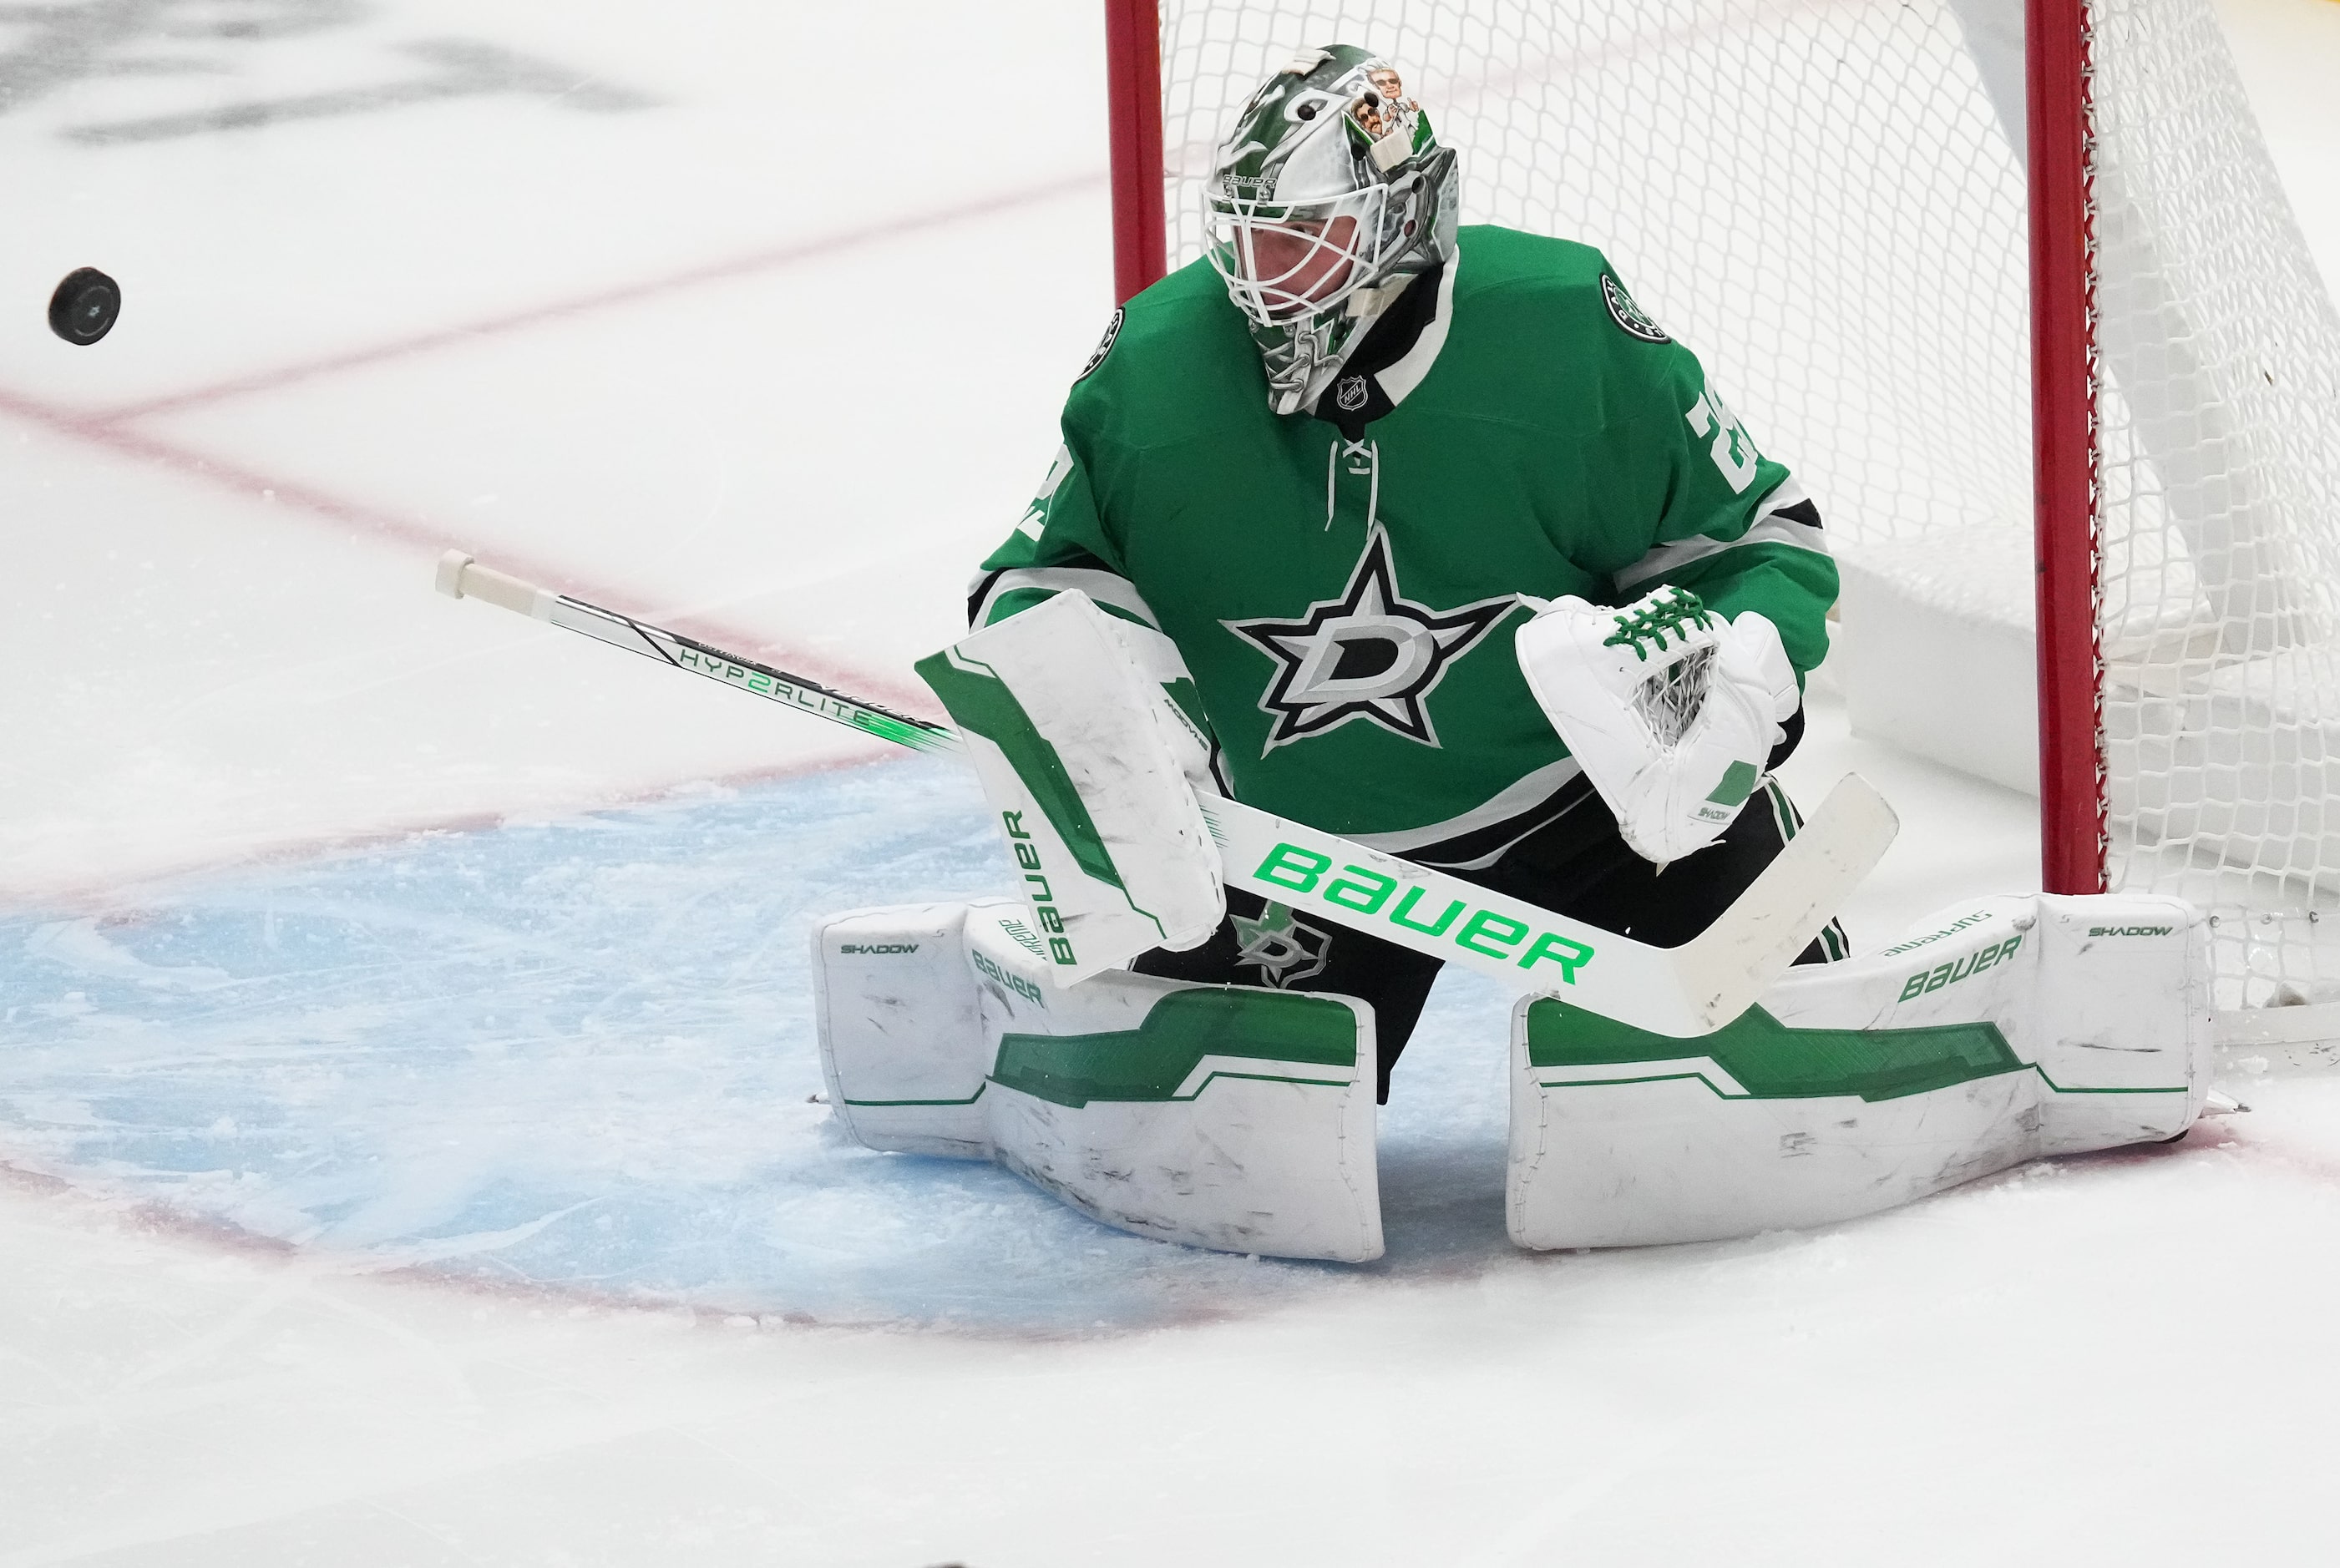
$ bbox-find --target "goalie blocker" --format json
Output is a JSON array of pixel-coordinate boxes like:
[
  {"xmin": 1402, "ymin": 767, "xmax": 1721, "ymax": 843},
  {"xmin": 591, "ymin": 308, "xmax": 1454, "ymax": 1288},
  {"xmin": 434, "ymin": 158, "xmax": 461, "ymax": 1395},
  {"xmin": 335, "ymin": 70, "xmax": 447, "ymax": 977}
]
[
  {"xmin": 914, "ymin": 589, "xmax": 1226, "ymax": 984},
  {"xmin": 815, "ymin": 890, "xmax": 2211, "ymax": 1259}
]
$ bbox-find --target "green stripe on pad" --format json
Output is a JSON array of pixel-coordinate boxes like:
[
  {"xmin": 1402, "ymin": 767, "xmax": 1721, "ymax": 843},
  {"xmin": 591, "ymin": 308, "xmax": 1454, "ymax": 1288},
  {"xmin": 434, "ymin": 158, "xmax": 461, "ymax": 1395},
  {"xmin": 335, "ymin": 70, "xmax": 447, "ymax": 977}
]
[
  {"xmin": 1526, "ymin": 998, "xmax": 2027, "ymax": 1103},
  {"xmin": 914, "ymin": 648, "xmax": 1124, "ymax": 891},
  {"xmin": 1706, "ymin": 759, "xmax": 1761, "ymax": 807},
  {"xmin": 993, "ymin": 989, "xmax": 1359, "ymax": 1109}
]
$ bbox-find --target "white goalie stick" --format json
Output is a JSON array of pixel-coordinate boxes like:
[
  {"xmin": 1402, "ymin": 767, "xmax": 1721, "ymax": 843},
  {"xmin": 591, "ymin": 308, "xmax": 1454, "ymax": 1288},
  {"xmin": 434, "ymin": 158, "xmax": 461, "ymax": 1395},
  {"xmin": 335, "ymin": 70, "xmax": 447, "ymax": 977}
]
[{"xmin": 435, "ymin": 550, "xmax": 1897, "ymax": 1037}]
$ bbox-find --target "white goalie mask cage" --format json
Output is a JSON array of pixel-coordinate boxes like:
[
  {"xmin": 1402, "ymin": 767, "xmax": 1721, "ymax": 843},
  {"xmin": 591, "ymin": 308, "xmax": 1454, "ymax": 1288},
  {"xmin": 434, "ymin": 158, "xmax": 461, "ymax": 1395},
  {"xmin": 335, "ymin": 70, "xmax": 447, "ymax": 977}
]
[{"xmin": 1205, "ymin": 152, "xmax": 1423, "ymax": 327}]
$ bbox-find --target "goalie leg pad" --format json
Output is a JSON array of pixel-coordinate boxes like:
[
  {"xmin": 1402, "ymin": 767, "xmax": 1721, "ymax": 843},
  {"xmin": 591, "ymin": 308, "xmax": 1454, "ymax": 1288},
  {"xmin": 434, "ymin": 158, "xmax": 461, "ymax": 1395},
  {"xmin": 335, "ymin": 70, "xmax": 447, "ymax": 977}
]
[
  {"xmin": 1507, "ymin": 892, "xmax": 2211, "ymax": 1248},
  {"xmin": 814, "ymin": 899, "xmax": 1385, "ymax": 1262},
  {"xmin": 813, "ymin": 900, "xmax": 1001, "ymax": 1158},
  {"xmin": 966, "ymin": 906, "xmax": 1384, "ymax": 1262}
]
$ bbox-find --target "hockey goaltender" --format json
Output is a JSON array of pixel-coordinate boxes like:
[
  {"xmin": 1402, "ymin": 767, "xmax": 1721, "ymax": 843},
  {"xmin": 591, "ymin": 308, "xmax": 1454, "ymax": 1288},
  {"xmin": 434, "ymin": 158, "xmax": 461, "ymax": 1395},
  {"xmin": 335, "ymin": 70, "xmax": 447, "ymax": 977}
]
[{"xmin": 810, "ymin": 45, "xmax": 2218, "ymax": 1262}]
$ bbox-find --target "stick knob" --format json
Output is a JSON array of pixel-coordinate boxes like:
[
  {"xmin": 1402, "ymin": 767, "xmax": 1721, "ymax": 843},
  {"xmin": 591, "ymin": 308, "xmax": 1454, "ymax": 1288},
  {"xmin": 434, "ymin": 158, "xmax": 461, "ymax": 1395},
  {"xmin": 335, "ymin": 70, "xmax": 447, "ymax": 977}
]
[{"xmin": 434, "ymin": 550, "xmax": 474, "ymax": 599}]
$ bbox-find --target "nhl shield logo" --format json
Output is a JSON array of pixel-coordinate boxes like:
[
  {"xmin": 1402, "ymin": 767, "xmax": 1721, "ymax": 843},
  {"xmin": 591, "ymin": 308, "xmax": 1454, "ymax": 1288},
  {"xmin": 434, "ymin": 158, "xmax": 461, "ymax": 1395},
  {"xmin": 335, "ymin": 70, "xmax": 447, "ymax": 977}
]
[{"xmin": 1335, "ymin": 375, "xmax": 1370, "ymax": 412}]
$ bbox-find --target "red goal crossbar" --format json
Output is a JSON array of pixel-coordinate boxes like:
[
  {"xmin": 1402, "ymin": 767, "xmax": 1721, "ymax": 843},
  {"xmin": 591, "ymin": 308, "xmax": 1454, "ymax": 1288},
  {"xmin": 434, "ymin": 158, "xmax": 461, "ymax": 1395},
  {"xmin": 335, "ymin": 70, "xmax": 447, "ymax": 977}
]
[{"xmin": 1102, "ymin": 0, "xmax": 2109, "ymax": 895}]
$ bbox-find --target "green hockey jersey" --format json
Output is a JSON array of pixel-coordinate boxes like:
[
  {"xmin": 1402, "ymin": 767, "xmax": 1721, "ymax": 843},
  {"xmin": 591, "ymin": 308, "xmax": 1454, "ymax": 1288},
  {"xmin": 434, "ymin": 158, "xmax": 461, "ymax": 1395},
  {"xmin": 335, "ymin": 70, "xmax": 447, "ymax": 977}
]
[{"xmin": 971, "ymin": 224, "xmax": 1836, "ymax": 862}]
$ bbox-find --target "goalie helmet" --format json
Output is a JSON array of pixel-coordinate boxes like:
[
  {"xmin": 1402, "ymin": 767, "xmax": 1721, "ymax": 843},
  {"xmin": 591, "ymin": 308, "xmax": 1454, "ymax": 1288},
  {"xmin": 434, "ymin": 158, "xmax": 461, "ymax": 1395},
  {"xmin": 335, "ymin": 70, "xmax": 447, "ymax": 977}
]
[{"xmin": 1205, "ymin": 45, "xmax": 1459, "ymax": 416}]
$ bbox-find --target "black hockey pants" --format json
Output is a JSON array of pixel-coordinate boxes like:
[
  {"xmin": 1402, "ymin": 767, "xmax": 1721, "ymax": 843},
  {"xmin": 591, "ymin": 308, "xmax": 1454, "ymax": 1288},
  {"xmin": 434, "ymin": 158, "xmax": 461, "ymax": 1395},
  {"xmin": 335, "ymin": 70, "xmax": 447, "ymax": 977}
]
[{"xmin": 1132, "ymin": 774, "xmax": 1850, "ymax": 1102}]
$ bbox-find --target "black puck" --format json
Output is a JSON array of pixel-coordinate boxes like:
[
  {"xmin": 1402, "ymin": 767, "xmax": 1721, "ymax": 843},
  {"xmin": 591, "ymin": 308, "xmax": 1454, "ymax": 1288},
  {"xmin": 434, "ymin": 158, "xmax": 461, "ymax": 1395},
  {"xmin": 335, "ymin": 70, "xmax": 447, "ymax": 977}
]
[{"xmin": 48, "ymin": 266, "xmax": 120, "ymax": 345}]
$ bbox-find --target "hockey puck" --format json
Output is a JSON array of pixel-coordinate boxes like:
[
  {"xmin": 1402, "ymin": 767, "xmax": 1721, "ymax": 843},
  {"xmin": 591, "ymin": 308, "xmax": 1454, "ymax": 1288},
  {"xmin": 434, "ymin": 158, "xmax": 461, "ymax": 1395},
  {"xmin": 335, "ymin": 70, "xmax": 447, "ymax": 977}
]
[{"xmin": 48, "ymin": 267, "xmax": 120, "ymax": 345}]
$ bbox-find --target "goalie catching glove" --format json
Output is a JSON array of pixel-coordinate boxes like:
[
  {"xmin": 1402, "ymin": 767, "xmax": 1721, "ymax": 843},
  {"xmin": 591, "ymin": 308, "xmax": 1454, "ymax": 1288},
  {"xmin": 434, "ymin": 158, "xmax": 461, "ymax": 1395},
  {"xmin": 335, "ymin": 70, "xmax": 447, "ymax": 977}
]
[
  {"xmin": 1517, "ymin": 585, "xmax": 1800, "ymax": 864},
  {"xmin": 915, "ymin": 590, "xmax": 1225, "ymax": 984}
]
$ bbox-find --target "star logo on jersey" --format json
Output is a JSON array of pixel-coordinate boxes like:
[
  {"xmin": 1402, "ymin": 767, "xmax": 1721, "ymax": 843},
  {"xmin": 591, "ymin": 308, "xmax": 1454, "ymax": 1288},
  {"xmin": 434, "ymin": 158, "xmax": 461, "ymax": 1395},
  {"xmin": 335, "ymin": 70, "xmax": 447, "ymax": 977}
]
[
  {"xmin": 1233, "ymin": 902, "xmax": 1330, "ymax": 989},
  {"xmin": 1223, "ymin": 527, "xmax": 1517, "ymax": 754}
]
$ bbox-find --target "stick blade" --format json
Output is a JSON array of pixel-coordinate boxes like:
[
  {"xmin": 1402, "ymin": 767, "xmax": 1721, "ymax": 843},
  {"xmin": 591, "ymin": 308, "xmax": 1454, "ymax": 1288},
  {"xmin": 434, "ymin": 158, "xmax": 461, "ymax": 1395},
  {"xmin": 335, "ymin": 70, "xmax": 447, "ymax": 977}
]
[{"xmin": 1678, "ymin": 772, "xmax": 1898, "ymax": 1029}]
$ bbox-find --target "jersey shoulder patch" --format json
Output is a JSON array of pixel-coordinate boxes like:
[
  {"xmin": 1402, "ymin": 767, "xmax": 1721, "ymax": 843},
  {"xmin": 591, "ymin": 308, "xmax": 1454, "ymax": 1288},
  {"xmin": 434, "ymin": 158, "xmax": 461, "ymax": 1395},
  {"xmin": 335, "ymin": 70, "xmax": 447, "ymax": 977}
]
[
  {"xmin": 1076, "ymin": 307, "xmax": 1125, "ymax": 382},
  {"xmin": 1600, "ymin": 273, "xmax": 1670, "ymax": 344}
]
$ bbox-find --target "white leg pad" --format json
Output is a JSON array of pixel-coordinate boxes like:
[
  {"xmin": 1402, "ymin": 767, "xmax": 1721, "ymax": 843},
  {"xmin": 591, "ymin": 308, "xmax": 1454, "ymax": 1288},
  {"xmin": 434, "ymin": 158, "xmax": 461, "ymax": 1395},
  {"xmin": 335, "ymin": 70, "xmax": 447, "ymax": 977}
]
[
  {"xmin": 813, "ymin": 900, "xmax": 996, "ymax": 1158},
  {"xmin": 813, "ymin": 899, "xmax": 1383, "ymax": 1262},
  {"xmin": 1509, "ymin": 893, "xmax": 2213, "ymax": 1248}
]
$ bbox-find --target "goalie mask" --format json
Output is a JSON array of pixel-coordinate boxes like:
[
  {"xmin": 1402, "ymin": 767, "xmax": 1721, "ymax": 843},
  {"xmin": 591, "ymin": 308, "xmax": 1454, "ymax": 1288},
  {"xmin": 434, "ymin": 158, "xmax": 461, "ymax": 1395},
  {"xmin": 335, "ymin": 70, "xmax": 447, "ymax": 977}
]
[{"xmin": 1206, "ymin": 45, "xmax": 1459, "ymax": 417}]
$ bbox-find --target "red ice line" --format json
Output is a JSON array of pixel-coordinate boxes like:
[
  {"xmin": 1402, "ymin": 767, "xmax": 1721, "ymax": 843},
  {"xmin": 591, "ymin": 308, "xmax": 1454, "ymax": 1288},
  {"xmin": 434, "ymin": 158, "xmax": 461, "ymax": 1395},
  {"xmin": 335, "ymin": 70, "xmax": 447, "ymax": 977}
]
[
  {"xmin": 0, "ymin": 175, "xmax": 1101, "ymax": 904},
  {"xmin": 102, "ymin": 172, "xmax": 1103, "ymax": 425},
  {"xmin": 7, "ymin": 169, "xmax": 1104, "ymax": 702},
  {"xmin": 16, "ymin": 746, "xmax": 903, "ymax": 919}
]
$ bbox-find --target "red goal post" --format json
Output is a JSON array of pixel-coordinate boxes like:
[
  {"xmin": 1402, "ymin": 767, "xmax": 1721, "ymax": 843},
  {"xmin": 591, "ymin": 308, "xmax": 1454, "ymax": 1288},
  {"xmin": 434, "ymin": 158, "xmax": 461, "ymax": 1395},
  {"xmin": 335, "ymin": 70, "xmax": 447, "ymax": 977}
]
[
  {"xmin": 2025, "ymin": 0, "xmax": 2105, "ymax": 898},
  {"xmin": 1105, "ymin": 0, "xmax": 1170, "ymax": 305},
  {"xmin": 1100, "ymin": 0, "xmax": 2340, "ymax": 1031}
]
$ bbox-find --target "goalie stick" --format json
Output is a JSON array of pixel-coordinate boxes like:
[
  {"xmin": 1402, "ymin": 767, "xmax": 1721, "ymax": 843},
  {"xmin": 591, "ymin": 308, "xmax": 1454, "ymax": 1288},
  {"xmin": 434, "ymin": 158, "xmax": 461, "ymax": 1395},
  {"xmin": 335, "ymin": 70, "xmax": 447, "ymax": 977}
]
[{"xmin": 433, "ymin": 550, "xmax": 1896, "ymax": 1036}]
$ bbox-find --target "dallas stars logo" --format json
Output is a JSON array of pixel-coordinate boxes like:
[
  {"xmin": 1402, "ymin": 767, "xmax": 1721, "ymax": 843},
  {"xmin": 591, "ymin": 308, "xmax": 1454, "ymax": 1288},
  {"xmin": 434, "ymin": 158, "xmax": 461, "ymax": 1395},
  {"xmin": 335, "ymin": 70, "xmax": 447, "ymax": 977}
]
[
  {"xmin": 1223, "ymin": 527, "xmax": 1517, "ymax": 754},
  {"xmin": 1233, "ymin": 902, "xmax": 1329, "ymax": 989}
]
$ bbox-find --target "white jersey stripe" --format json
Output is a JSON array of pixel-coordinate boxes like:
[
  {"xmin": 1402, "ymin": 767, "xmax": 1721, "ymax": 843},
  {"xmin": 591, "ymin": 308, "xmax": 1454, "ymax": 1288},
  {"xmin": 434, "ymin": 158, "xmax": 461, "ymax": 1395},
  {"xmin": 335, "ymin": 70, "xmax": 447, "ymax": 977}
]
[
  {"xmin": 1612, "ymin": 477, "xmax": 1831, "ymax": 594},
  {"xmin": 1343, "ymin": 753, "xmax": 1586, "ymax": 857},
  {"xmin": 973, "ymin": 565, "xmax": 1162, "ymax": 630}
]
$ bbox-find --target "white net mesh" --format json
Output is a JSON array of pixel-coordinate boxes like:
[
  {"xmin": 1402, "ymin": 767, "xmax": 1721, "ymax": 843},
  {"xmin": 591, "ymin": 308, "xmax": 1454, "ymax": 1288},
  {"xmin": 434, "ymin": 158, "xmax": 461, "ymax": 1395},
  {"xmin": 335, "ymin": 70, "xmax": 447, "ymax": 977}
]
[
  {"xmin": 1633, "ymin": 645, "xmax": 1716, "ymax": 751},
  {"xmin": 2092, "ymin": 0, "xmax": 2340, "ymax": 1007},
  {"xmin": 1156, "ymin": 0, "xmax": 2340, "ymax": 1009}
]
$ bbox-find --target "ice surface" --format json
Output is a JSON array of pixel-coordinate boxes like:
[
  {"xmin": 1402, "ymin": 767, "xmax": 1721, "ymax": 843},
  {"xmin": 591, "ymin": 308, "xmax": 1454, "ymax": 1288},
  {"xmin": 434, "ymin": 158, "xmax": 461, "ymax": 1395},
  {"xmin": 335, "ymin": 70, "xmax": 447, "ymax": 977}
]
[{"xmin": 0, "ymin": 753, "xmax": 1528, "ymax": 1331}]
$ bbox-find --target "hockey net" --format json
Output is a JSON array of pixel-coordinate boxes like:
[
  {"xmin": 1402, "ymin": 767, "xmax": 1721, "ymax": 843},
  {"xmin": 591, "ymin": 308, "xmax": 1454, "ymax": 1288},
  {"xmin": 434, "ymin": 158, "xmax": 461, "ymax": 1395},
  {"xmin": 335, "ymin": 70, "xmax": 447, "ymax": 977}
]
[{"xmin": 1141, "ymin": 0, "xmax": 2340, "ymax": 1026}]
